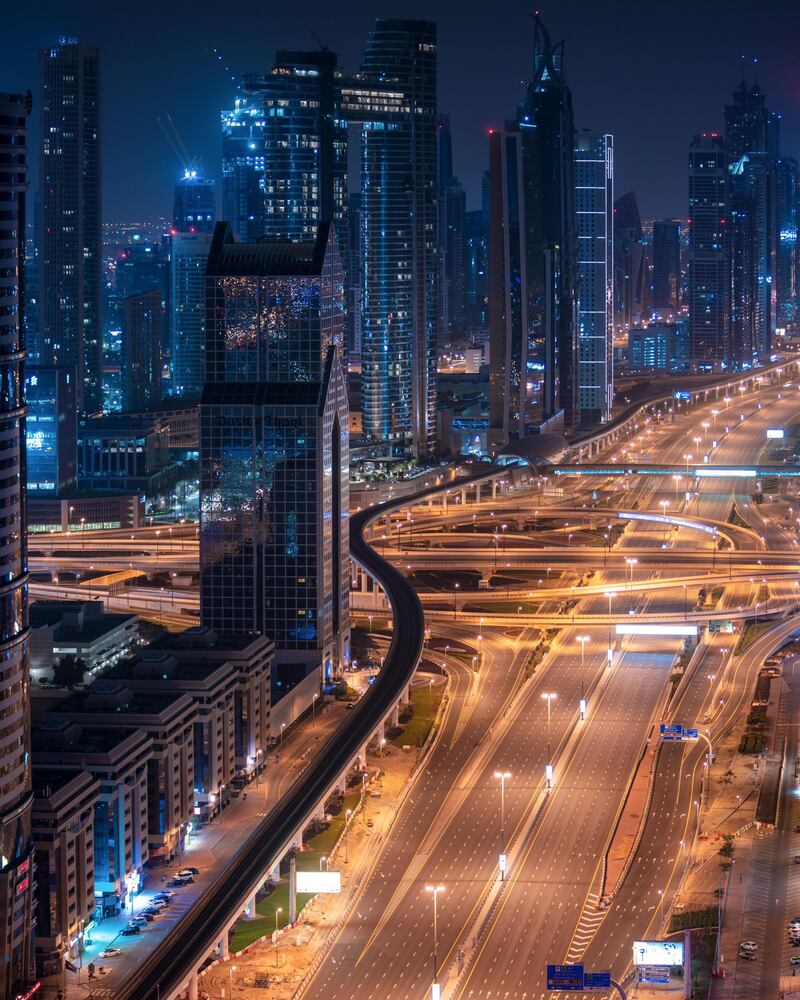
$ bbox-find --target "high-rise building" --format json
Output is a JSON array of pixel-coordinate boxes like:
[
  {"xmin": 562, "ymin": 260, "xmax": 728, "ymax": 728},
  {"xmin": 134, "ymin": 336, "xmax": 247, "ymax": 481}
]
[
  {"xmin": 613, "ymin": 192, "xmax": 648, "ymax": 330},
  {"xmin": 725, "ymin": 81, "xmax": 779, "ymax": 365},
  {"xmin": 488, "ymin": 16, "xmax": 578, "ymax": 448},
  {"xmin": 345, "ymin": 18, "xmax": 439, "ymax": 458},
  {"xmin": 651, "ymin": 219, "xmax": 681, "ymax": 310},
  {"xmin": 438, "ymin": 115, "xmax": 467, "ymax": 344},
  {"xmin": 122, "ymin": 289, "xmax": 163, "ymax": 411},
  {"xmin": 169, "ymin": 232, "xmax": 213, "ymax": 400},
  {"xmin": 688, "ymin": 133, "xmax": 729, "ymax": 366},
  {"xmin": 25, "ymin": 366, "xmax": 77, "ymax": 495},
  {"xmin": 221, "ymin": 75, "xmax": 268, "ymax": 243},
  {"xmin": 0, "ymin": 89, "xmax": 35, "ymax": 1000},
  {"xmin": 575, "ymin": 130, "xmax": 614, "ymax": 427},
  {"xmin": 172, "ymin": 169, "xmax": 215, "ymax": 234},
  {"xmin": 38, "ymin": 39, "xmax": 102, "ymax": 414},
  {"xmin": 200, "ymin": 222, "xmax": 350, "ymax": 682},
  {"xmin": 775, "ymin": 157, "xmax": 798, "ymax": 329}
]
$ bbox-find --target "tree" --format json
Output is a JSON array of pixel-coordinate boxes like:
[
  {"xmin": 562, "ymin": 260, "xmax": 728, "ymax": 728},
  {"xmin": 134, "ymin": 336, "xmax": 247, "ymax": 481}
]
[{"xmin": 53, "ymin": 655, "xmax": 87, "ymax": 689}]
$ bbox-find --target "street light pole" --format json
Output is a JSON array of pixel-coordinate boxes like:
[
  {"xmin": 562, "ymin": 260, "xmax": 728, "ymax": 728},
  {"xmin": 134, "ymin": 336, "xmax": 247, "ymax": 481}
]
[
  {"xmin": 494, "ymin": 771, "xmax": 511, "ymax": 880},
  {"xmin": 274, "ymin": 908, "xmax": 282, "ymax": 967},
  {"xmin": 425, "ymin": 885, "xmax": 445, "ymax": 992},
  {"xmin": 541, "ymin": 693, "xmax": 556, "ymax": 787}
]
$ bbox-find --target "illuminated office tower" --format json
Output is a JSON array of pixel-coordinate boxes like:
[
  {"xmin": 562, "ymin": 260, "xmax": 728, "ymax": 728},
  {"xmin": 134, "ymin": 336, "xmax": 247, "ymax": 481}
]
[
  {"xmin": 613, "ymin": 191, "xmax": 648, "ymax": 330},
  {"xmin": 169, "ymin": 231, "xmax": 213, "ymax": 399},
  {"xmin": 172, "ymin": 169, "xmax": 215, "ymax": 234},
  {"xmin": 438, "ymin": 115, "xmax": 467, "ymax": 344},
  {"xmin": 488, "ymin": 15, "xmax": 578, "ymax": 447},
  {"xmin": 574, "ymin": 130, "xmax": 613, "ymax": 427},
  {"xmin": 0, "ymin": 89, "xmax": 35, "ymax": 1000},
  {"xmin": 351, "ymin": 18, "xmax": 439, "ymax": 458},
  {"xmin": 200, "ymin": 222, "xmax": 349, "ymax": 682},
  {"xmin": 688, "ymin": 133, "xmax": 729, "ymax": 366},
  {"xmin": 122, "ymin": 289, "xmax": 163, "ymax": 411},
  {"xmin": 221, "ymin": 75, "xmax": 268, "ymax": 243},
  {"xmin": 774, "ymin": 157, "xmax": 798, "ymax": 329},
  {"xmin": 38, "ymin": 39, "xmax": 102, "ymax": 414}
]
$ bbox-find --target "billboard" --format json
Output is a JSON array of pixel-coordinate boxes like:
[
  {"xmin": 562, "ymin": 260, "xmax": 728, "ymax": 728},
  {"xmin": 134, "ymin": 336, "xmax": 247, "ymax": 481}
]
[
  {"xmin": 766, "ymin": 428, "xmax": 785, "ymax": 439},
  {"xmin": 295, "ymin": 871, "xmax": 342, "ymax": 894},
  {"xmin": 633, "ymin": 941, "xmax": 684, "ymax": 966},
  {"xmin": 615, "ymin": 623, "xmax": 698, "ymax": 637},
  {"xmin": 695, "ymin": 468, "xmax": 756, "ymax": 478}
]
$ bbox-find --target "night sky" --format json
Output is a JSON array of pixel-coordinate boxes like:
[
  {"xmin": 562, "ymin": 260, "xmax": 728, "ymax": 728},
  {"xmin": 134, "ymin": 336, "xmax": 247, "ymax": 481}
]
[{"xmin": 5, "ymin": 0, "xmax": 799, "ymax": 222}]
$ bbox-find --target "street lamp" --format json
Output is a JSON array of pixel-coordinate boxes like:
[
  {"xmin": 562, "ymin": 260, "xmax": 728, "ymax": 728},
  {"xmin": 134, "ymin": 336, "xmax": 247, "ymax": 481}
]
[
  {"xmin": 424, "ymin": 885, "xmax": 445, "ymax": 992},
  {"xmin": 604, "ymin": 590, "xmax": 617, "ymax": 666},
  {"xmin": 625, "ymin": 557, "xmax": 638, "ymax": 609},
  {"xmin": 344, "ymin": 808, "xmax": 352, "ymax": 863},
  {"xmin": 541, "ymin": 692, "xmax": 556, "ymax": 787},
  {"xmin": 576, "ymin": 635, "xmax": 589, "ymax": 667},
  {"xmin": 494, "ymin": 771, "xmax": 511, "ymax": 880},
  {"xmin": 312, "ymin": 692, "xmax": 319, "ymax": 727},
  {"xmin": 228, "ymin": 963, "xmax": 237, "ymax": 998},
  {"xmin": 453, "ymin": 581, "xmax": 460, "ymax": 620},
  {"xmin": 274, "ymin": 908, "xmax": 282, "ymax": 966}
]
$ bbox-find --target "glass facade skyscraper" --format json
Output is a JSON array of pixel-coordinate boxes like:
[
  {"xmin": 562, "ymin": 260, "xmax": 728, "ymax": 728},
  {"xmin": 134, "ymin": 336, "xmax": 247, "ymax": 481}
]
[
  {"xmin": 221, "ymin": 75, "xmax": 268, "ymax": 243},
  {"xmin": 0, "ymin": 89, "xmax": 35, "ymax": 1000},
  {"xmin": 38, "ymin": 39, "xmax": 102, "ymax": 414},
  {"xmin": 351, "ymin": 19, "xmax": 439, "ymax": 458},
  {"xmin": 488, "ymin": 16, "xmax": 578, "ymax": 448},
  {"xmin": 575, "ymin": 130, "xmax": 613, "ymax": 427},
  {"xmin": 775, "ymin": 157, "xmax": 798, "ymax": 329},
  {"xmin": 200, "ymin": 222, "xmax": 349, "ymax": 680},
  {"xmin": 25, "ymin": 365, "xmax": 77, "ymax": 495},
  {"xmin": 172, "ymin": 169, "xmax": 215, "ymax": 234},
  {"xmin": 651, "ymin": 219, "xmax": 681, "ymax": 311},
  {"xmin": 169, "ymin": 231, "xmax": 213, "ymax": 400},
  {"xmin": 688, "ymin": 133, "xmax": 729, "ymax": 366}
]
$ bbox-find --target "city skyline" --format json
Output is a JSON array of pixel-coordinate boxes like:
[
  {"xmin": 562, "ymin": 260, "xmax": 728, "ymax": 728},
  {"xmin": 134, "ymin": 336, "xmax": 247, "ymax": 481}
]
[{"xmin": 4, "ymin": 0, "xmax": 799, "ymax": 222}]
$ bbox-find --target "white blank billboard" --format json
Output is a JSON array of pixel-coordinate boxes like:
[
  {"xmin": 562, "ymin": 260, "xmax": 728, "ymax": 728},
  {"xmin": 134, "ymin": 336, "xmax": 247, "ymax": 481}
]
[
  {"xmin": 766, "ymin": 428, "xmax": 785, "ymax": 439},
  {"xmin": 695, "ymin": 468, "xmax": 756, "ymax": 478},
  {"xmin": 615, "ymin": 623, "xmax": 698, "ymax": 637},
  {"xmin": 295, "ymin": 870, "xmax": 342, "ymax": 894},
  {"xmin": 633, "ymin": 941, "xmax": 684, "ymax": 966}
]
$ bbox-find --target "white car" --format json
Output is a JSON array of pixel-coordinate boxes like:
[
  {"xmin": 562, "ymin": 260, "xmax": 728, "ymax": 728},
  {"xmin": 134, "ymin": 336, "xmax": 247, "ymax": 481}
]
[
  {"xmin": 100, "ymin": 948, "xmax": 122, "ymax": 959},
  {"xmin": 740, "ymin": 941, "xmax": 758, "ymax": 952}
]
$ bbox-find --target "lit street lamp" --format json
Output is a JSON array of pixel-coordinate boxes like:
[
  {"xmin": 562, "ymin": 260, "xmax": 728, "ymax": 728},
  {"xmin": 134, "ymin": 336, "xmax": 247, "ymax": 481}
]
[
  {"xmin": 494, "ymin": 771, "xmax": 511, "ymax": 879},
  {"xmin": 274, "ymin": 908, "xmax": 282, "ymax": 967},
  {"xmin": 424, "ymin": 885, "xmax": 445, "ymax": 993},
  {"xmin": 541, "ymin": 692, "xmax": 556, "ymax": 786}
]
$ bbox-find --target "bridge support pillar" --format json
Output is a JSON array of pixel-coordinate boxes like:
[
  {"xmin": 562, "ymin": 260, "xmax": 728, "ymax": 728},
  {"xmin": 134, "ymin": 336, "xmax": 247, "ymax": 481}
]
[
  {"xmin": 289, "ymin": 854, "xmax": 297, "ymax": 924},
  {"xmin": 406, "ymin": 684, "xmax": 413, "ymax": 704},
  {"xmin": 492, "ymin": 479, "xmax": 498, "ymax": 500},
  {"xmin": 461, "ymin": 488, "xmax": 468, "ymax": 505},
  {"xmin": 244, "ymin": 891, "xmax": 257, "ymax": 919},
  {"xmin": 220, "ymin": 934, "xmax": 229, "ymax": 959},
  {"xmin": 391, "ymin": 703, "xmax": 400, "ymax": 727},
  {"xmin": 358, "ymin": 747, "xmax": 367, "ymax": 771},
  {"xmin": 293, "ymin": 828, "xmax": 303, "ymax": 851},
  {"xmin": 187, "ymin": 971, "xmax": 198, "ymax": 1000}
]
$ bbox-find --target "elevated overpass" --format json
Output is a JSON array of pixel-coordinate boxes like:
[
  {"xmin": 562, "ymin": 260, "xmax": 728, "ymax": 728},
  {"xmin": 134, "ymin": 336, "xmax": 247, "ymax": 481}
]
[{"xmin": 551, "ymin": 463, "xmax": 800, "ymax": 478}]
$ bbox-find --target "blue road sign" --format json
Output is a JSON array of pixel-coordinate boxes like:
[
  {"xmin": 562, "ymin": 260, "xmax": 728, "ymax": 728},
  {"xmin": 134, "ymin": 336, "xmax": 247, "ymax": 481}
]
[
  {"xmin": 547, "ymin": 964, "xmax": 585, "ymax": 990},
  {"xmin": 660, "ymin": 723, "xmax": 684, "ymax": 741},
  {"xmin": 684, "ymin": 728, "xmax": 699, "ymax": 740},
  {"xmin": 584, "ymin": 971, "xmax": 612, "ymax": 990}
]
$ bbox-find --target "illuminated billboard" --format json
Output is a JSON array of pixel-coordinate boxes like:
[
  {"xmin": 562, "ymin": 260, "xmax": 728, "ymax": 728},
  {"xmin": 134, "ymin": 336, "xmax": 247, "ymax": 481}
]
[
  {"xmin": 766, "ymin": 428, "xmax": 785, "ymax": 439},
  {"xmin": 633, "ymin": 941, "xmax": 684, "ymax": 967},
  {"xmin": 695, "ymin": 468, "xmax": 756, "ymax": 478},
  {"xmin": 295, "ymin": 871, "xmax": 342, "ymax": 894},
  {"xmin": 616, "ymin": 624, "xmax": 698, "ymax": 637}
]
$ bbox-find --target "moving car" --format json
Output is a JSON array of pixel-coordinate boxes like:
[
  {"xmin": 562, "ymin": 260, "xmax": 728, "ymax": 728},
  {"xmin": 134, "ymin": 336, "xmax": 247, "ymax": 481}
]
[{"xmin": 100, "ymin": 948, "xmax": 122, "ymax": 959}]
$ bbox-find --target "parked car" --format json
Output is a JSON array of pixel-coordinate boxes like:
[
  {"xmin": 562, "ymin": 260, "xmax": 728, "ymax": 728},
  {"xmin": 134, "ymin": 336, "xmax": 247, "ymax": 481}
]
[
  {"xmin": 154, "ymin": 890, "xmax": 174, "ymax": 900},
  {"xmin": 141, "ymin": 907, "xmax": 159, "ymax": 918},
  {"xmin": 740, "ymin": 942, "xmax": 758, "ymax": 952},
  {"xmin": 100, "ymin": 948, "xmax": 122, "ymax": 958},
  {"xmin": 149, "ymin": 899, "xmax": 168, "ymax": 911},
  {"xmin": 793, "ymin": 855, "xmax": 800, "ymax": 864},
  {"xmin": 121, "ymin": 925, "xmax": 140, "ymax": 936},
  {"xmin": 179, "ymin": 866, "xmax": 199, "ymax": 875},
  {"xmin": 792, "ymin": 956, "xmax": 800, "ymax": 966},
  {"xmin": 130, "ymin": 915, "xmax": 149, "ymax": 926},
  {"xmin": 739, "ymin": 950, "xmax": 757, "ymax": 961},
  {"xmin": 166, "ymin": 879, "xmax": 188, "ymax": 888}
]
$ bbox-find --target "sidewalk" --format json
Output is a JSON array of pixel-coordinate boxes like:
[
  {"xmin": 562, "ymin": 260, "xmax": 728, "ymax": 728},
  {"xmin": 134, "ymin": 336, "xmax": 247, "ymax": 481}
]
[
  {"xmin": 195, "ymin": 702, "xmax": 441, "ymax": 1000},
  {"xmin": 46, "ymin": 699, "xmax": 352, "ymax": 1000}
]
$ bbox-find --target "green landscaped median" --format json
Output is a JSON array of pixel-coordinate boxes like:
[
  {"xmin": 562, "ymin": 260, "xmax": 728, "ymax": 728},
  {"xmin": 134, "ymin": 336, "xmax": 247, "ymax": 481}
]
[
  {"xmin": 393, "ymin": 682, "xmax": 444, "ymax": 747},
  {"xmin": 228, "ymin": 790, "xmax": 361, "ymax": 953},
  {"xmin": 735, "ymin": 621, "xmax": 775, "ymax": 655}
]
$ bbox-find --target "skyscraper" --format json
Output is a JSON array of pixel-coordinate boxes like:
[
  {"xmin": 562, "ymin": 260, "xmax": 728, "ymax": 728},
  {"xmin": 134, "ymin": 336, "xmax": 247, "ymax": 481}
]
[
  {"xmin": 438, "ymin": 115, "xmax": 467, "ymax": 344},
  {"xmin": 350, "ymin": 18, "xmax": 439, "ymax": 458},
  {"xmin": 488, "ymin": 15, "xmax": 578, "ymax": 448},
  {"xmin": 688, "ymin": 133, "xmax": 729, "ymax": 366},
  {"xmin": 724, "ymin": 80, "xmax": 779, "ymax": 365},
  {"xmin": 172, "ymin": 169, "xmax": 215, "ymax": 234},
  {"xmin": 575, "ymin": 130, "xmax": 614, "ymax": 427},
  {"xmin": 221, "ymin": 75, "xmax": 268, "ymax": 243},
  {"xmin": 122, "ymin": 289, "xmax": 163, "ymax": 411},
  {"xmin": 200, "ymin": 222, "xmax": 349, "ymax": 681},
  {"xmin": 651, "ymin": 219, "xmax": 681, "ymax": 311},
  {"xmin": 169, "ymin": 232, "xmax": 213, "ymax": 400},
  {"xmin": 38, "ymin": 39, "xmax": 102, "ymax": 414},
  {"xmin": 0, "ymin": 89, "xmax": 35, "ymax": 1000},
  {"xmin": 774, "ymin": 157, "xmax": 798, "ymax": 329},
  {"xmin": 613, "ymin": 192, "xmax": 648, "ymax": 330}
]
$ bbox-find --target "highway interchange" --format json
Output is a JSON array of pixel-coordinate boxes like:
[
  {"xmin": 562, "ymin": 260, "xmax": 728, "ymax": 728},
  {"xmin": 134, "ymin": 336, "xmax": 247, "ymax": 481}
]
[{"xmin": 35, "ymin": 374, "xmax": 800, "ymax": 999}]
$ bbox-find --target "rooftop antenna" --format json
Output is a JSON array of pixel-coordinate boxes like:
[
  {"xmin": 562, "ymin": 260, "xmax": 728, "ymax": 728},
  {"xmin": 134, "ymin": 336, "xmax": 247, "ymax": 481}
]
[{"xmin": 752, "ymin": 55, "xmax": 759, "ymax": 87}]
